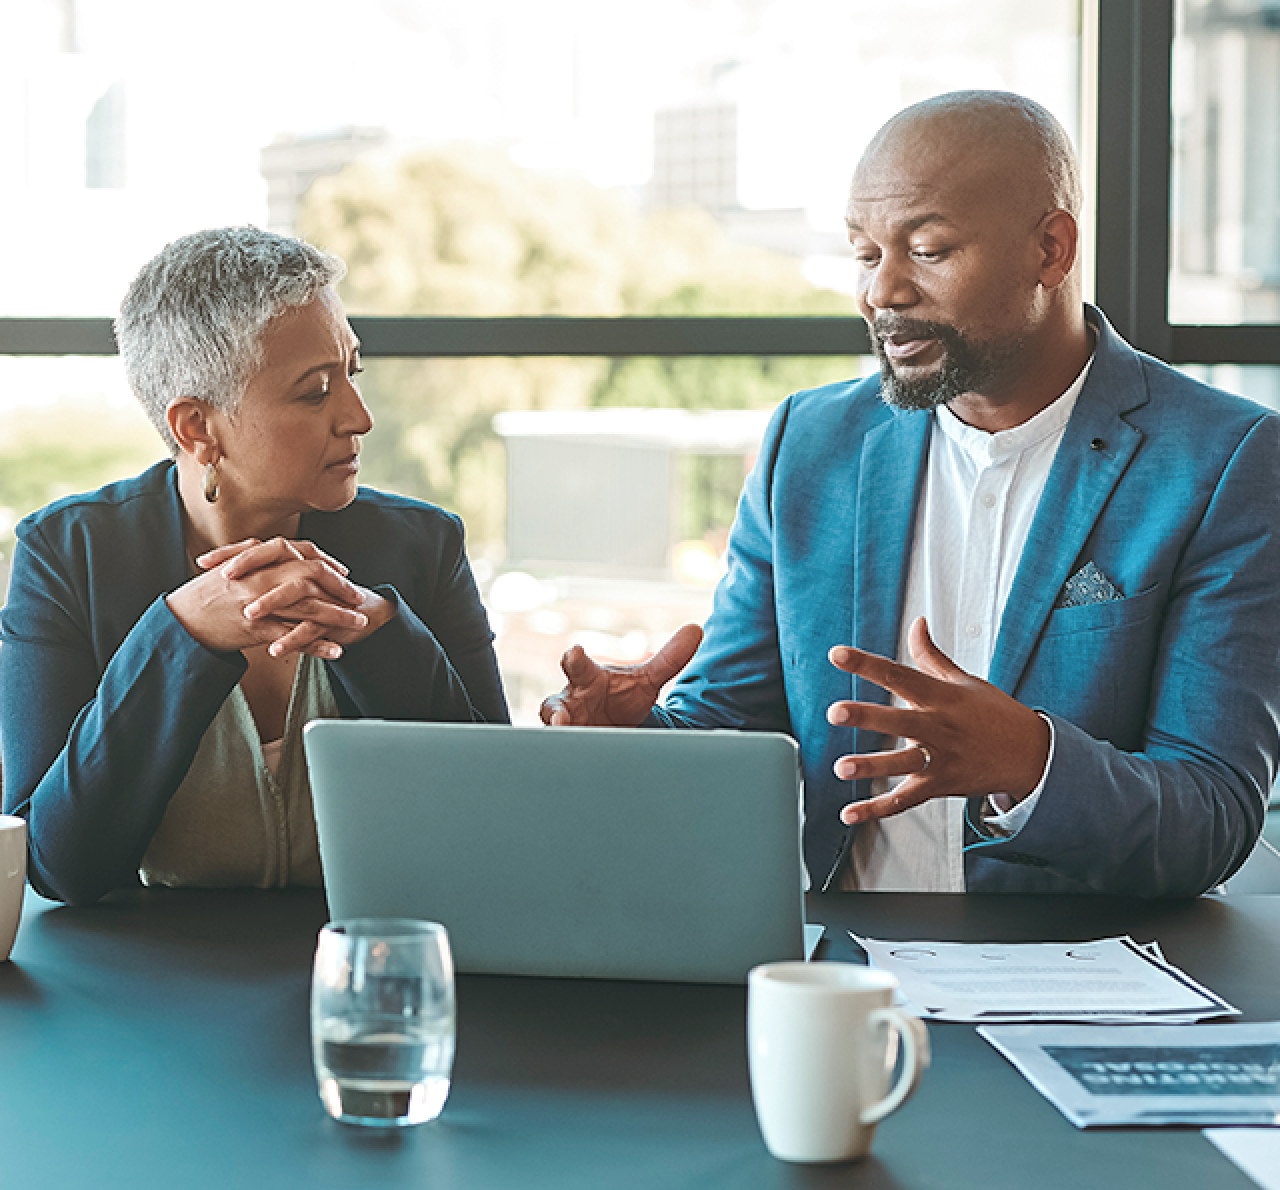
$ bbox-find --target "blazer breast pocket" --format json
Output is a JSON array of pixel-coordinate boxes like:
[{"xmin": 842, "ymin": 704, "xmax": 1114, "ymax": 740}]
[
  {"xmin": 1039, "ymin": 581, "xmax": 1163, "ymax": 640},
  {"xmin": 1022, "ymin": 582, "xmax": 1166, "ymax": 750}
]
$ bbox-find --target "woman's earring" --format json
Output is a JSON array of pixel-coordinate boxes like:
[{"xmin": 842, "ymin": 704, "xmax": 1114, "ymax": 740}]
[{"xmin": 203, "ymin": 461, "xmax": 219, "ymax": 504}]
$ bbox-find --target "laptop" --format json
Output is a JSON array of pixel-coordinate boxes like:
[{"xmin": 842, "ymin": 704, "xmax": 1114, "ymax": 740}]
[{"xmin": 303, "ymin": 720, "xmax": 806, "ymax": 984}]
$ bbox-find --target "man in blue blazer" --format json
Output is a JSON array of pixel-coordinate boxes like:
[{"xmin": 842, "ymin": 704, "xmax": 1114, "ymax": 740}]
[{"xmin": 542, "ymin": 91, "xmax": 1280, "ymax": 897}]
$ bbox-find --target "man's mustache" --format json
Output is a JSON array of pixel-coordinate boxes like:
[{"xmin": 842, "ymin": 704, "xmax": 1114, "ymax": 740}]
[{"xmin": 870, "ymin": 316, "xmax": 959, "ymax": 345}]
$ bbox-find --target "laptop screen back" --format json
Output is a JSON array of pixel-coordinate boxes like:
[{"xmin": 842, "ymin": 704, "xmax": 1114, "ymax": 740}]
[{"xmin": 304, "ymin": 720, "xmax": 805, "ymax": 983}]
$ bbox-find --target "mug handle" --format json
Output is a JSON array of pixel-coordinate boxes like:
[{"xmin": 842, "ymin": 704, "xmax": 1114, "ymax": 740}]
[{"xmin": 859, "ymin": 1008, "xmax": 931, "ymax": 1126}]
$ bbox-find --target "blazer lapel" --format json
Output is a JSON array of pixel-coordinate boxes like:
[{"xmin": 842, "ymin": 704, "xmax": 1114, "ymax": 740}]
[
  {"xmin": 159, "ymin": 463, "xmax": 197, "ymax": 591},
  {"xmin": 851, "ymin": 409, "xmax": 931, "ymax": 748},
  {"xmin": 987, "ymin": 313, "xmax": 1148, "ymax": 695}
]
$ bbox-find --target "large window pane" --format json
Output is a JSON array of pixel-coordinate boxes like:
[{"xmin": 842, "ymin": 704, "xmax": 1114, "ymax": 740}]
[
  {"xmin": 1171, "ymin": 0, "xmax": 1280, "ymax": 324},
  {"xmin": 2, "ymin": 0, "xmax": 1078, "ymax": 319}
]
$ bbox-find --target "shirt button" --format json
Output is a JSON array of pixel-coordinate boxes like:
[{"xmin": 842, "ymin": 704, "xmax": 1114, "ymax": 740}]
[
  {"xmin": 966, "ymin": 623, "xmax": 982, "ymax": 638},
  {"xmin": 982, "ymin": 493, "xmax": 996, "ymax": 509}
]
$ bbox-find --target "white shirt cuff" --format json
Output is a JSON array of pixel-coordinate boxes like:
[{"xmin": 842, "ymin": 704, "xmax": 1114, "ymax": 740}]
[{"xmin": 982, "ymin": 713, "xmax": 1055, "ymax": 837}]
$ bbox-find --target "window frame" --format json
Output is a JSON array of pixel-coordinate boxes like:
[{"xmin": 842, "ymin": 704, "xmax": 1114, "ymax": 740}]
[{"xmin": 0, "ymin": 317, "xmax": 869, "ymax": 358}]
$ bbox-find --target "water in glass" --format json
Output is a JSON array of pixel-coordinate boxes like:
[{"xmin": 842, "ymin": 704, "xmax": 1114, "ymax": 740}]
[
  {"xmin": 315, "ymin": 1011, "xmax": 455, "ymax": 1126},
  {"xmin": 311, "ymin": 918, "xmax": 456, "ymax": 1128}
]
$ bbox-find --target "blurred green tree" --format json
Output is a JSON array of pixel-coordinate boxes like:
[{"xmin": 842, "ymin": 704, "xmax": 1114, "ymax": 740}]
[{"xmin": 297, "ymin": 146, "xmax": 860, "ymax": 556}]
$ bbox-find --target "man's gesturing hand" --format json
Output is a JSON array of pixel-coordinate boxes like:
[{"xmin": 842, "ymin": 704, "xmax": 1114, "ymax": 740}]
[
  {"xmin": 540, "ymin": 624, "xmax": 703, "ymax": 727},
  {"xmin": 826, "ymin": 617, "xmax": 1050, "ymax": 825}
]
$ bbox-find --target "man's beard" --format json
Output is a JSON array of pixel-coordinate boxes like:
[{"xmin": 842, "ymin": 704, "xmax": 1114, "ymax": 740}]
[{"xmin": 870, "ymin": 316, "xmax": 1025, "ymax": 412}]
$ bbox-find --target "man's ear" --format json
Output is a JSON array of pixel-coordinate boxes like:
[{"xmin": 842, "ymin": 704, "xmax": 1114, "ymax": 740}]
[
  {"xmin": 167, "ymin": 398, "xmax": 221, "ymax": 465},
  {"xmin": 1037, "ymin": 209, "xmax": 1078, "ymax": 290}
]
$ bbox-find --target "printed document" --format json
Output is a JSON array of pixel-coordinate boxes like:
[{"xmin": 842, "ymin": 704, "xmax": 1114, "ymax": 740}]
[
  {"xmin": 852, "ymin": 935, "xmax": 1237, "ymax": 1023},
  {"xmin": 978, "ymin": 1022, "xmax": 1280, "ymax": 1130},
  {"xmin": 803, "ymin": 924, "xmax": 824, "ymax": 960},
  {"xmin": 1206, "ymin": 1128, "xmax": 1280, "ymax": 1189}
]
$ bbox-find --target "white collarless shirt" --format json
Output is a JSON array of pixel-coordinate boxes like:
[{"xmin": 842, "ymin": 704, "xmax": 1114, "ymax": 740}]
[{"xmin": 846, "ymin": 359, "xmax": 1093, "ymax": 892}]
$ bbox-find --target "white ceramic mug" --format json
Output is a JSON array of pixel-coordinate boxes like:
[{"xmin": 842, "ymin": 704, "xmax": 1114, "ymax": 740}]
[
  {"xmin": 747, "ymin": 961, "xmax": 930, "ymax": 1163},
  {"xmin": 0, "ymin": 816, "xmax": 27, "ymax": 963}
]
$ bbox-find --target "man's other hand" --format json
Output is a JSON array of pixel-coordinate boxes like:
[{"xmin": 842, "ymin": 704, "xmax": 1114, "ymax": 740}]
[
  {"xmin": 826, "ymin": 617, "xmax": 1051, "ymax": 824},
  {"xmin": 540, "ymin": 624, "xmax": 703, "ymax": 727}
]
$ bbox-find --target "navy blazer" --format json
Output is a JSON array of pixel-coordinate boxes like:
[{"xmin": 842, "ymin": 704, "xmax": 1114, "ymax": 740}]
[
  {"xmin": 0, "ymin": 462, "xmax": 508, "ymax": 904},
  {"xmin": 653, "ymin": 307, "xmax": 1280, "ymax": 896}
]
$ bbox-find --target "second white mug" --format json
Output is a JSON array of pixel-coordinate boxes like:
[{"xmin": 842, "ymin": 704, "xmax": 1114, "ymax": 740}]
[
  {"xmin": 0, "ymin": 815, "xmax": 27, "ymax": 963},
  {"xmin": 747, "ymin": 960, "xmax": 930, "ymax": 1163}
]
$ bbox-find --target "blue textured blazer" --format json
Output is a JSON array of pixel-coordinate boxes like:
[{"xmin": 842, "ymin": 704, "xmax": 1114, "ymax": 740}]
[
  {"xmin": 0, "ymin": 462, "xmax": 508, "ymax": 904},
  {"xmin": 653, "ymin": 308, "xmax": 1280, "ymax": 896}
]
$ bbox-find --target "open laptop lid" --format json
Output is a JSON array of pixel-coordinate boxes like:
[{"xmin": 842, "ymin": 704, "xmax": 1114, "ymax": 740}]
[{"xmin": 304, "ymin": 720, "xmax": 805, "ymax": 984}]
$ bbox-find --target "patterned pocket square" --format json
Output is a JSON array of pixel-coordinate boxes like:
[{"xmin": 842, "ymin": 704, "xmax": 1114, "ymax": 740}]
[{"xmin": 1055, "ymin": 561, "xmax": 1123, "ymax": 609}]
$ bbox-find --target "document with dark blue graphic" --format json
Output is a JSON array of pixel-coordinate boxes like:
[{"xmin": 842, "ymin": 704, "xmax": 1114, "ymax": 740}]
[{"xmin": 980, "ymin": 1023, "xmax": 1280, "ymax": 1128}]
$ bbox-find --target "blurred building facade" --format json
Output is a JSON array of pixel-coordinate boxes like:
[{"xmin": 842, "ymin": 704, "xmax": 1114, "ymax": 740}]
[
  {"xmin": 260, "ymin": 128, "xmax": 390, "ymax": 234},
  {"xmin": 1171, "ymin": 0, "xmax": 1280, "ymax": 325},
  {"xmin": 648, "ymin": 98, "xmax": 845, "ymax": 267}
]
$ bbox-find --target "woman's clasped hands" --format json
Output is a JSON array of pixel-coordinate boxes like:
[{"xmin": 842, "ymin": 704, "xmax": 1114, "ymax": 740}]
[{"xmin": 166, "ymin": 537, "xmax": 394, "ymax": 661}]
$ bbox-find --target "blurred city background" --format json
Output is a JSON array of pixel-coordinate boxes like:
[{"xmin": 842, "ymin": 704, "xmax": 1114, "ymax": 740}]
[{"xmin": 0, "ymin": 0, "xmax": 1276, "ymax": 720}]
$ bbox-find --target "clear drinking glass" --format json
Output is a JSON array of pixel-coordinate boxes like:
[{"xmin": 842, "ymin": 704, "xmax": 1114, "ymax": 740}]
[{"xmin": 310, "ymin": 918, "xmax": 456, "ymax": 1127}]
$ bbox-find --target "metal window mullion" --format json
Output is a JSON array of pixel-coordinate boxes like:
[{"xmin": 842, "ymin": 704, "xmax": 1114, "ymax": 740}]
[
  {"xmin": 1095, "ymin": 0, "xmax": 1175, "ymax": 358},
  {"xmin": 0, "ymin": 316, "xmax": 871, "ymax": 359}
]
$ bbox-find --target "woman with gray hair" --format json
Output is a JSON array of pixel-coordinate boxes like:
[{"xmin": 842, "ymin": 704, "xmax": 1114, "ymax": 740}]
[{"xmin": 0, "ymin": 227, "xmax": 508, "ymax": 905}]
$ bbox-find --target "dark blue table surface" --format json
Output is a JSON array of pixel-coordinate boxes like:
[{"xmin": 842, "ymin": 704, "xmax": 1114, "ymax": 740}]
[{"xmin": 0, "ymin": 887, "xmax": 1273, "ymax": 1190}]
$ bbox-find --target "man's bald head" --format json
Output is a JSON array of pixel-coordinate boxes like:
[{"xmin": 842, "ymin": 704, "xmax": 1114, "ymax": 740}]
[
  {"xmin": 856, "ymin": 90, "xmax": 1082, "ymax": 222},
  {"xmin": 845, "ymin": 90, "xmax": 1091, "ymax": 424}
]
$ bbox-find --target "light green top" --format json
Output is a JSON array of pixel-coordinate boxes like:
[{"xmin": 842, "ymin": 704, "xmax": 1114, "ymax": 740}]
[{"xmin": 140, "ymin": 655, "xmax": 341, "ymax": 889}]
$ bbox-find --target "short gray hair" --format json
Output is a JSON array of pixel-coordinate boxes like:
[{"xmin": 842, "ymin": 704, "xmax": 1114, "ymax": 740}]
[{"xmin": 115, "ymin": 227, "xmax": 346, "ymax": 454}]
